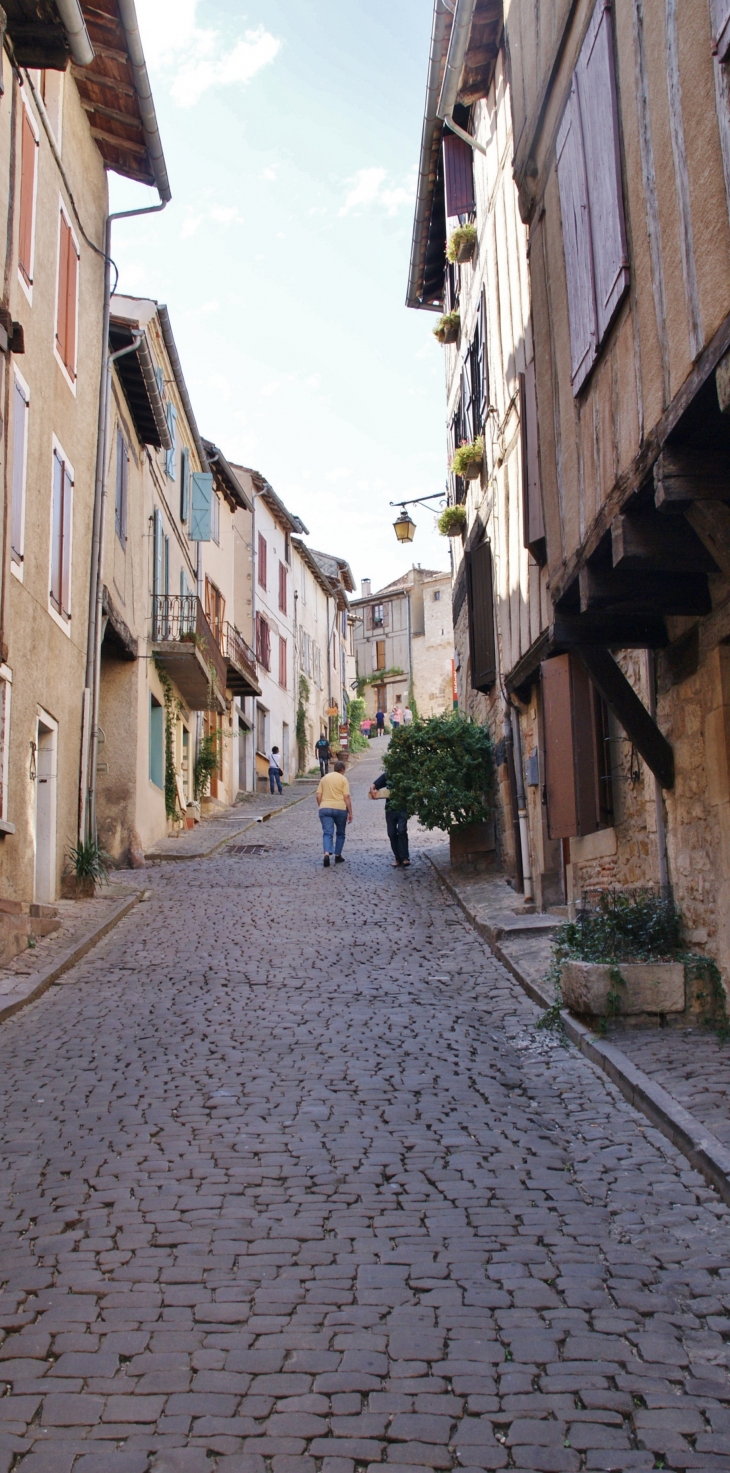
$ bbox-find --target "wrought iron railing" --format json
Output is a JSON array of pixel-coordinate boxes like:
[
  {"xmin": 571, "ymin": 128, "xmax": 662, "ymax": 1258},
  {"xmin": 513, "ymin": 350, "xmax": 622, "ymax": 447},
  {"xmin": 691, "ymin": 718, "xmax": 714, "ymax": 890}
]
[
  {"xmin": 151, "ymin": 595, "xmax": 227, "ymax": 694},
  {"xmin": 223, "ymin": 622, "xmax": 257, "ymax": 676}
]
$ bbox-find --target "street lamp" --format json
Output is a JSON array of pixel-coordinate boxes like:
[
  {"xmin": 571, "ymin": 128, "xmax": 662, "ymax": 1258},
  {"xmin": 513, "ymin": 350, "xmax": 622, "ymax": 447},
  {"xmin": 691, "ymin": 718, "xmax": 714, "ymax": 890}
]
[{"xmin": 393, "ymin": 508, "xmax": 416, "ymax": 543}]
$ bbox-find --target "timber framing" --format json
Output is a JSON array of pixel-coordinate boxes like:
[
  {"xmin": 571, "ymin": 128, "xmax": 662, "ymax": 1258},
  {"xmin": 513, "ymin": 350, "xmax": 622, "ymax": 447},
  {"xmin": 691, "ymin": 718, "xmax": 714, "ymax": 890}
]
[
  {"xmin": 76, "ymin": 0, "xmax": 166, "ymax": 189},
  {"xmin": 577, "ymin": 648, "xmax": 674, "ymax": 790}
]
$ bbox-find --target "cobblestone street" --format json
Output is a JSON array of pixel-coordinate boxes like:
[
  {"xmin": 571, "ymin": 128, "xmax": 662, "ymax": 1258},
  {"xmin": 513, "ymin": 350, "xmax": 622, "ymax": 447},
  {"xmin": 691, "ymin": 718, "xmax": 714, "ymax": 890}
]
[{"xmin": 0, "ymin": 749, "xmax": 729, "ymax": 1473}]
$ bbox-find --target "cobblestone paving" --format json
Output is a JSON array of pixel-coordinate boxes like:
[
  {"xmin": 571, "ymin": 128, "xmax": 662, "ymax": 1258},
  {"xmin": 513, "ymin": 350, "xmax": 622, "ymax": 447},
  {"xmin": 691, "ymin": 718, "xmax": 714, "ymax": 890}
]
[
  {"xmin": 610, "ymin": 1028, "xmax": 730, "ymax": 1150},
  {"xmin": 0, "ymin": 749, "xmax": 729, "ymax": 1473}
]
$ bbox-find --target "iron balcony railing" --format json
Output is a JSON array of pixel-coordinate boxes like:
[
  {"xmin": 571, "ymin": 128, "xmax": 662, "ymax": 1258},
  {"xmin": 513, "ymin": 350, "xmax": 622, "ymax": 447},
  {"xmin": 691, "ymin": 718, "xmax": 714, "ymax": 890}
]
[
  {"xmin": 151, "ymin": 594, "xmax": 227, "ymax": 695},
  {"xmin": 223, "ymin": 622, "xmax": 257, "ymax": 676}
]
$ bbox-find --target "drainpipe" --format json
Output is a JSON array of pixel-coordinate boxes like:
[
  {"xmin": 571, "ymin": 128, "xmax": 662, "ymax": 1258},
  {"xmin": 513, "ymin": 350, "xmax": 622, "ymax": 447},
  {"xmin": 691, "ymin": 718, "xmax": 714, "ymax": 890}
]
[
  {"xmin": 509, "ymin": 702, "xmax": 534, "ymax": 903},
  {"xmin": 645, "ymin": 649, "xmax": 670, "ymax": 896},
  {"xmin": 437, "ymin": 0, "xmax": 487, "ymax": 154},
  {"xmin": 56, "ymin": 0, "xmax": 94, "ymax": 65}
]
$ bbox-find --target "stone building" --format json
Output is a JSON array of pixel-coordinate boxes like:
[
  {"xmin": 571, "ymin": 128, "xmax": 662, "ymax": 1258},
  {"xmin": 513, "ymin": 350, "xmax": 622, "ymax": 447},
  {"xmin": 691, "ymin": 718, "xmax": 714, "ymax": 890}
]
[
  {"xmin": 292, "ymin": 542, "xmax": 355, "ymax": 770},
  {"xmin": 351, "ymin": 566, "xmax": 454, "ymax": 722}
]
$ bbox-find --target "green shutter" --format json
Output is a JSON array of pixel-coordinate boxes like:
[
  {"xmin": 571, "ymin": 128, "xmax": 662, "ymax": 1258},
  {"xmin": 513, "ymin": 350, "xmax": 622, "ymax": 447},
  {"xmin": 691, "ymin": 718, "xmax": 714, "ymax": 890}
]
[
  {"xmin": 190, "ymin": 472, "xmax": 213, "ymax": 541},
  {"xmin": 149, "ymin": 697, "xmax": 164, "ymax": 788}
]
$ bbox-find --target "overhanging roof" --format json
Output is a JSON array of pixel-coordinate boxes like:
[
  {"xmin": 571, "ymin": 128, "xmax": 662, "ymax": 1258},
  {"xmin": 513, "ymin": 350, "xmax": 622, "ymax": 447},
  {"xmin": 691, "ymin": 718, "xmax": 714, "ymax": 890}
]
[
  {"xmin": 203, "ymin": 440, "xmax": 253, "ymax": 514},
  {"xmin": 109, "ymin": 317, "xmax": 169, "ymax": 448},
  {"xmin": 234, "ymin": 465, "xmax": 309, "ymax": 536}
]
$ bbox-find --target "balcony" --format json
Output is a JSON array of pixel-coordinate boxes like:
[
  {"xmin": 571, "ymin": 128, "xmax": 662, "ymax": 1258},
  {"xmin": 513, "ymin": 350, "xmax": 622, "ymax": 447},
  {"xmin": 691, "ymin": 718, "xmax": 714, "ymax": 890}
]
[
  {"xmin": 152, "ymin": 595, "xmax": 227, "ymax": 711},
  {"xmin": 223, "ymin": 623, "xmax": 260, "ymax": 697}
]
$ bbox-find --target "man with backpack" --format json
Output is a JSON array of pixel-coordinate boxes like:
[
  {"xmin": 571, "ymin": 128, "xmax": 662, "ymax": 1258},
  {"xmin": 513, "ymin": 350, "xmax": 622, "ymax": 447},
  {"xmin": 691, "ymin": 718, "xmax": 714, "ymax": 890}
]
[{"xmin": 315, "ymin": 732, "xmax": 331, "ymax": 777}]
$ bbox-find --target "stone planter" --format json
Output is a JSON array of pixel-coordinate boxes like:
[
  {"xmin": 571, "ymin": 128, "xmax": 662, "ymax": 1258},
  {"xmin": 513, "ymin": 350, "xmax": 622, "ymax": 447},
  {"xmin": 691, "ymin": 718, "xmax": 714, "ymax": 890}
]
[
  {"xmin": 455, "ymin": 237, "xmax": 475, "ymax": 264},
  {"xmin": 463, "ymin": 458, "xmax": 483, "ymax": 480},
  {"xmin": 61, "ymin": 874, "xmax": 96, "ymax": 899},
  {"xmin": 561, "ymin": 960, "xmax": 685, "ymax": 1017},
  {"xmin": 438, "ymin": 324, "xmax": 459, "ymax": 344},
  {"xmin": 449, "ymin": 819, "xmax": 496, "ymax": 870}
]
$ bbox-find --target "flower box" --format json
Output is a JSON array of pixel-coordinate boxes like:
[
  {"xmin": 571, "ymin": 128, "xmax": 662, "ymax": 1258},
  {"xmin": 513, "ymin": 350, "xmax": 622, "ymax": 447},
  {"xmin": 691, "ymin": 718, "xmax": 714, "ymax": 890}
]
[
  {"xmin": 463, "ymin": 458, "xmax": 483, "ymax": 480},
  {"xmin": 433, "ymin": 310, "xmax": 460, "ymax": 345},
  {"xmin": 447, "ymin": 224, "xmax": 477, "ymax": 264},
  {"xmin": 561, "ymin": 959, "xmax": 685, "ymax": 1017}
]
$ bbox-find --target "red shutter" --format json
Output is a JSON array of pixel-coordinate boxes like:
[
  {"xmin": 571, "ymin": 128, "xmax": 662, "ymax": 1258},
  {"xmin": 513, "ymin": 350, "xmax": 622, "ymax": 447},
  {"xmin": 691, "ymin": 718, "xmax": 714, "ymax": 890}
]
[
  {"xmin": 465, "ymin": 540, "xmax": 496, "ymax": 692},
  {"xmin": 264, "ymin": 619, "xmax": 271, "ymax": 670},
  {"xmin": 279, "ymin": 561, "xmax": 287, "ymax": 614},
  {"xmin": 556, "ymin": 81, "xmax": 597, "ymax": 393},
  {"xmin": 279, "ymin": 635, "xmax": 287, "ymax": 688},
  {"xmin": 541, "ymin": 654, "xmax": 599, "ymax": 839},
  {"xmin": 64, "ymin": 231, "xmax": 78, "ymax": 378},
  {"xmin": 519, "ymin": 362, "xmax": 546, "ymax": 560},
  {"xmin": 258, "ymin": 532, "xmax": 267, "ymax": 589},
  {"xmin": 18, "ymin": 109, "xmax": 37, "ymax": 285},
  {"xmin": 443, "ymin": 132, "xmax": 475, "ymax": 217},
  {"xmin": 576, "ymin": 1, "xmax": 629, "ymax": 341},
  {"xmin": 712, "ymin": 0, "xmax": 730, "ymax": 61}
]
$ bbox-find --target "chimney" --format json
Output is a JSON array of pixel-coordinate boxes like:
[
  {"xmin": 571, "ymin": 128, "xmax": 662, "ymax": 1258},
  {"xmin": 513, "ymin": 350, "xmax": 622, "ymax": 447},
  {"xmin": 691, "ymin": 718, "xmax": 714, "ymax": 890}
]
[{"xmin": 361, "ymin": 578, "xmax": 371, "ymax": 598}]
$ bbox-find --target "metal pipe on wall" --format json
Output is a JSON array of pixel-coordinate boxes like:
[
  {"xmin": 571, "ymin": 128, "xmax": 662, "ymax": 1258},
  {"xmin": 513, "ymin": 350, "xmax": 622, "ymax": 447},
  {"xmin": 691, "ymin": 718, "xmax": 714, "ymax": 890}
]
[{"xmin": 510, "ymin": 703, "xmax": 534, "ymax": 903}]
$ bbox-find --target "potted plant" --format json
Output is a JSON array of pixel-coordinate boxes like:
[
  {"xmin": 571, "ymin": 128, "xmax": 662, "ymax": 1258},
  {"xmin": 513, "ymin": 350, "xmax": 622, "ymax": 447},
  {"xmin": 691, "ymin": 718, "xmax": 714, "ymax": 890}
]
[
  {"xmin": 433, "ymin": 310, "xmax": 460, "ymax": 344},
  {"xmin": 447, "ymin": 223, "xmax": 477, "ymax": 264},
  {"xmin": 451, "ymin": 435, "xmax": 484, "ymax": 481},
  {"xmin": 437, "ymin": 504, "xmax": 467, "ymax": 537},
  {"xmin": 62, "ymin": 838, "xmax": 109, "ymax": 898},
  {"xmin": 383, "ymin": 713, "xmax": 495, "ymax": 868}
]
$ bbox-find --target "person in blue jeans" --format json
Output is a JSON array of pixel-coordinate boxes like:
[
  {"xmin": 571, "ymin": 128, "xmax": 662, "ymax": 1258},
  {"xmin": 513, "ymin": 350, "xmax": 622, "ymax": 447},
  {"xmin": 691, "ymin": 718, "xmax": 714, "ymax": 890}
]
[
  {"xmin": 267, "ymin": 745, "xmax": 283, "ymax": 794},
  {"xmin": 316, "ymin": 760, "xmax": 352, "ymax": 867}
]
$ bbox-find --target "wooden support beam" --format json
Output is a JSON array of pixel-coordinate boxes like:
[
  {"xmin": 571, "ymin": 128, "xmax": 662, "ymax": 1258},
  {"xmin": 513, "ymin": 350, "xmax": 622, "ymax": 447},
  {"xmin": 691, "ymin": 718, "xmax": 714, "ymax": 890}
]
[
  {"xmin": 552, "ymin": 612, "xmax": 668, "ymax": 649},
  {"xmin": 685, "ymin": 501, "xmax": 730, "ymax": 579},
  {"xmin": 576, "ymin": 647, "xmax": 674, "ymax": 789},
  {"xmin": 579, "ymin": 566, "xmax": 711, "ymax": 617},
  {"xmin": 611, "ymin": 509, "xmax": 715, "ymax": 572},
  {"xmin": 654, "ymin": 444, "xmax": 730, "ymax": 509}
]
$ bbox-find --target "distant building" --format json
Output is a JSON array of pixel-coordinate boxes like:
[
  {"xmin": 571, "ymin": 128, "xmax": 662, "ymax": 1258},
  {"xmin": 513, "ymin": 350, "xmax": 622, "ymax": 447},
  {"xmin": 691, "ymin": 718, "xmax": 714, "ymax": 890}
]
[{"xmin": 351, "ymin": 566, "xmax": 454, "ymax": 722}]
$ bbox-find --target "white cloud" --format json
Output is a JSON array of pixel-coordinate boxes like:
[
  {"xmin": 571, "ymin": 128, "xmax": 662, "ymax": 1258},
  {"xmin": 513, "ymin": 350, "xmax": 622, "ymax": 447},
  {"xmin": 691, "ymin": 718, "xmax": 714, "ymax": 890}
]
[
  {"xmin": 262, "ymin": 168, "xmax": 277, "ymax": 181},
  {"xmin": 135, "ymin": 1, "xmax": 281, "ymax": 107},
  {"xmin": 339, "ymin": 166, "xmax": 415, "ymax": 217}
]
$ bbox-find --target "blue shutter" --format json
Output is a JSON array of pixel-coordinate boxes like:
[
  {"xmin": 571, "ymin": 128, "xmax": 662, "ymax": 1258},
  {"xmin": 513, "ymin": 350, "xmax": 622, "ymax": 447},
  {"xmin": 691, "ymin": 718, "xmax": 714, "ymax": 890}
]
[
  {"xmin": 180, "ymin": 445, "xmax": 189, "ymax": 521},
  {"xmin": 149, "ymin": 697, "xmax": 164, "ymax": 788},
  {"xmin": 165, "ymin": 404, "xmax": 177, "ymax": 479},
  {"xmin": 190, "ymin": 472, "xmax": 213, "ymax": 541}
]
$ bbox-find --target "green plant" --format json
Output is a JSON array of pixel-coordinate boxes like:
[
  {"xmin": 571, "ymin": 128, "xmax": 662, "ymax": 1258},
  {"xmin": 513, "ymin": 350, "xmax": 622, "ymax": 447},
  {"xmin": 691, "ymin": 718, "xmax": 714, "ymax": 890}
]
[
  {"xmin": 355, "ymin": 667, "xmax": 404, "ymax": 698},
  {"xmin": 446, "ymin": 223, "xmax": 477, "ymax": 263},
  {"xmin": 383, "ymin": 712, "xmax": 494, "ymax": 831},
  {"xmin": 451, "ymin": 435, "xmax": 484, "ymax": 475},
  {"xmin": 433, "ymin": 309, "xmax": 460, "ymax": 343},
  {"xmin": 68, "ymin": 838, "xmax": 109, "ymax": 884},
  {"xmin": 297, "ymin": 675, "xmax": 310, "ymax": 761},
  {"xmin": 437, "ymin": 504, "xmax": 467, "ymax": 537},
  {"xmin": 347, "ymin": 697, "xmax": 369, "ymax": 752},
  {"xmin": 194, "ymin": 732, "xmax": 222, "ymax": 800},
  {"xmin": 155, "ymin": 660, "xmax": 182, "ymax": 820}
]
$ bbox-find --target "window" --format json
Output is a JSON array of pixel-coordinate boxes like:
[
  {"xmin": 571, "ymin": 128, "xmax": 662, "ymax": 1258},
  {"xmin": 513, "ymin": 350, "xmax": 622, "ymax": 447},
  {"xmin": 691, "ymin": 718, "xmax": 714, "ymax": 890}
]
[
  {"xmin": 211, "ymin": 490, "xmax": 220, "ymax": 545},
  {"xmin": 258, "ymin": 532, "xmax": 267, "ymax": 590},
  {"xmin": 149, "ymin": 695, "xmax": 164, "ymax": 788},
  {"xmin": 18, "ymin": 102, "xmax": 38, "ymax": 293},
  {"xmin": 375, "ymin": 639, "xmax": 386, "ymax": 672},
  {"xmin": 279, "ymin": 635, "xmax": 287, "ymax": 688},
  {"xmin": 11, "ymin": 371, "xmax": 29, "ymax": 570},
  {"xmin": 180, "ymin": 445, "xmax": 189, "ymax": 522},
  {"xmin": 341, "ymin": 609, "xmax": 347, "ymax": 637},
  {"xmin": 465, "ymin": 540, "xmax": 496, "ymax": 693},
  {"xmin": 278, "ymin": 560, "xmax": 287, "ymax": 614},
  {"xmin": 165, "ymin": 402, "xmax": 177, "ymax": 479},
  {"xmin": 205, "ymin": 576, "xmax": 225, "ymax": 647},
  {"xmin": 115, "ymin": 428, "xmax": 128, "ymax": 547},
  {"xmin": 465, "ymin": 289, "xmax": 488, "ymax": 439},
  {"xmin": 433, "ymin": 590, "xmax": 441, "ymax": 602},
  {"xmin": 284, "ymin": 532, "xmax": 291, "ymax": 565},
  {"xmin": 556, "ymin": 0, "xmax": 629, "ymax": 394},
  {"xmin": 372, "ymin": 603, "xmax": 385, "ymax": 628},
  {"xmin": 256, "ymin": 612, "xmax": 271, "ymax": 670},
  {"xmin": 50, "ymin": 445, "xmax": 73, "ymax": 620},
  {"xmin": 256, "ymin": 704, "xmax": 267, "ymax": 755},
  {"xmin": 541, "ymin": 653, "xmax": 612, "ymax": 838},
  {"xmin": 55, "ymin": 208, "xmax": 79, "ymax": 384}
]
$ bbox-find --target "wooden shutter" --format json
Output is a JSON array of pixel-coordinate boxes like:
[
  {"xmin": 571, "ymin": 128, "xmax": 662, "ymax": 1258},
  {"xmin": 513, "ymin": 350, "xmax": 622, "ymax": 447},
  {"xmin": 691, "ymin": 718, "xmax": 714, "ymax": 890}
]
[
  {"xmin": 279, "ymin": 635, "xmax": 287, "ymax": 688},
  {"xmin": 712, "ymin": 0, "xmax": 730, "ymax": 59},
  {"xmin": 443, "ymin": 132, "xmax": 475, "ymax": 217},
  {"xmin": 465, "ymin": 540, "xmax": 496, "ymax": 692},
  {"xmin": 11, "ymin": 377, "xmax": 28, "ymax": 561},
  {"xmin": 50, "ymin": 450, "xmax": 64, "ymax": 611},
  {"xmin": 264, "ymin": 619, "xmax": 271, "ymax": 670},
  {"xmin": 258, "ymin": 532, "xmax": 267, "ymax": 589},
  {"xmin": 541, "ymin": 654, "xmax": 600, "ymax": 838},
  {"xmin": 18, "ymin": 109, "xmax": 37, "ymax": 285},
  {"xmin": 190, "ymin": 472, "xmax": 213, "ymax": 540},
  {"xmin": 519, "ymin": 362, "xmax": 546, "ymax": 560},
  {"xmin": 461, "ymin": 359, "xmax": 475, "ymax": 445},
  {"xmin": 279, "ymin": 560, "xmax": 287, "ymax": 614},
  {"xmin": 471, "ymin": 290, "xmax": 488, "ymax": 432},
  {"xmin": 576, "ymin": 0, "xmax": 629, "ymax": 341},
  {"xmin": 556, "ymin": 81, "xmax": 597, "ymax": 393}
]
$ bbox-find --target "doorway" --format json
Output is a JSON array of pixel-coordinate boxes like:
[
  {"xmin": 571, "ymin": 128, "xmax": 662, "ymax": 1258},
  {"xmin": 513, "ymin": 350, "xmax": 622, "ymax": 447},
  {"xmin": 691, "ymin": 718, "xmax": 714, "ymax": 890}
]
[{"xmin": 34, "ymin": 712, "xmax": 58, "ymax": 903}]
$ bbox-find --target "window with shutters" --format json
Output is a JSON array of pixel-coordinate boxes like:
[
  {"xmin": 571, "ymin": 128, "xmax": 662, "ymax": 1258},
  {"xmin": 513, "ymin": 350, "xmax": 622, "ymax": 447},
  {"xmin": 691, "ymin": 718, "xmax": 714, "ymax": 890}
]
[
  {"xmin": 258, "ymin": 532, "xmax": 267, "ymax": 590},
  {"xmin": 540, "ymin": 654, "xmax": 613, "ymax": 838},
  {"xmin": 149, "ymin": 696, "xmax": 164, "ymax": 788},
  {"xmin": 49, "ymin": 442, "xmax": 73, "ymax": 626},
  {"xmin": 556, "ymin": 0, "xmax": 629, "ymax": 394},
  {"xmin": 284, "ymin": 532, "xmax": 291, "ymax": 565},
  {"xmin": 519, "ymin": 361, "xmax": 546, "ymax": 562},
  {"xmin": 55, "ymin": 207, "xmax": 80, "ymax": 388},
  {"xmin": 448, "ymin": 404, "xmax": 467, "ymax": 505},
  {"xmin": 371, "ymin": 602, "xmax": 387, "ymax": 629},
  {"xmin": 256, "ymin": 704, "xmax": 267, "ymax": 755},
  {"xmin": 18, "ymin": 101, "xmax": 38, "ymax": 297},
  {"xmin": 279, "ymin": 636, "xmax": 287, "ymax": 689},
  {"xmin": 256, "ymin": 612, "xmax": 271, "ymax": 670},
  {"xmin": 115, "ymin": 428, "xmax": 128, "ymax": 548},
  {"xmin": 10, "ymin": 369, "xmax": 29, "ymax": 575},
  {"xmin": 375, "ymin": 639, "xmax": 386, "ymax": 671},
  {"xmin": 443, "ymin": 131, "xmax": 475, "ymax": 219},
  {"xmin": 278, "ymin": 560, "xmax": 287, "ymax": 614},
  {"xmin": 205, "ymin": 577, "xmax": 225, "ymax": 648},
  {"xmin": 465, "ymin": 539, "xmax": 496, "ymax": 693}
]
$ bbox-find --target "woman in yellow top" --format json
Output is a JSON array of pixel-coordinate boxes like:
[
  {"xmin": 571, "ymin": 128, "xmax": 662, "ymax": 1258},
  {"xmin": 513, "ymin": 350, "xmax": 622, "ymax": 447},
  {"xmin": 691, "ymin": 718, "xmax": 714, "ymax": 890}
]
[{"xmin": 316, "ymin": 760, "xmax": 353, "ymax": 867}]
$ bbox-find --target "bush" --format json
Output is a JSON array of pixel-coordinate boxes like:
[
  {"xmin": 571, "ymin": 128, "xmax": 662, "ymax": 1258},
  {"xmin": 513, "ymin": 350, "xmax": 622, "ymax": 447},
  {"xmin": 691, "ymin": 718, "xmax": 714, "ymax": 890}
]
[
  {"xmin": 451, "ymin": 435, "xmax": 484, "ymax": 475},
  {"xmin": 383, "ymin": 713, "xmax": 494, "ymax": 831},
  {"xmin": 194, "ymin": 732, "xmax": 221, "ymax": 799},
  {"xmin": 68, "ymin": 839, "xmax": 109, "ymax": 884},
  {"xmin": 555, "ymin": 889, "xmax": 682, "ymax": 963},
  {"xmin": 437, "ymin": 505, "xmax": 467, "ymax": 537},
  {"xmin": 446, "ymin": 223, "xmax": 477, "ymax": 262}
]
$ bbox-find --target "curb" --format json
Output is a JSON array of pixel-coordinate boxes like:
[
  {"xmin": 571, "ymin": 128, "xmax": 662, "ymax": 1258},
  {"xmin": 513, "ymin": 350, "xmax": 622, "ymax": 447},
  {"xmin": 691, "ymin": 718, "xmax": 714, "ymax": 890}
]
[
  {"xmin": 0, "ymin": 888, "xmax": 147, "ymax": 1026},
  {"xmin": 428, "ymin": 854, "xmax": 730, "ymax": 1208}
]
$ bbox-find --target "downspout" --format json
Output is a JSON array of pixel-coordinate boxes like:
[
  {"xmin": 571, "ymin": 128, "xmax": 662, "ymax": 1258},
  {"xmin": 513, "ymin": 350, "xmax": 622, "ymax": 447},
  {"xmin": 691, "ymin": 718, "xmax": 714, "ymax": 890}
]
[
  {"xmin": 437, "ymin": 0, "xmax": 487, "ymax": 154},
  {"xmin": 509, "ymin": 702, "xmax": 534, "ymax": 903},
  {"xmin": 55, "ymin": 0, "xmax": 94, "ymax": 65}
]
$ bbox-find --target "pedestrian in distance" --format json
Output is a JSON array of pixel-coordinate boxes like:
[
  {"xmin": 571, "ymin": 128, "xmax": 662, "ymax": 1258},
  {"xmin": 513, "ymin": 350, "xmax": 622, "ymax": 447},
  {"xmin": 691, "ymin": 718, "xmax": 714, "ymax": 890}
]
[
  {"xmin": 403, "ymin": 705, "xmax": 413, "ymax": 725},
  {"xmin": 315, "ymin": 732, "xmax": 331, "ymax": 776},
  {"xmin": 316, "ymin": 759, "xmax": 352, "ymax": 867},
  {"xmin": 390, "ymin": 706, "xmax": 400, "ymax": 729},
  {"xmin": 267, "ymin": 745, "xmax": 283, "ymax": 794},
  {"xmin": 369, "ymin": 772, "xmax": 410, "ymax": 868},
  {"xmin": 376, "ymin": 708, "xmax": 385, "ymax": 736}
]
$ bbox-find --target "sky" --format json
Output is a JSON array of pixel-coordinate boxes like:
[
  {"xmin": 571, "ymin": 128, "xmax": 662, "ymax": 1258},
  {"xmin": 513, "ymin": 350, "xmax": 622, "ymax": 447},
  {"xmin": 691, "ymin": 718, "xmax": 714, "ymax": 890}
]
[{"xmin": 108, "ymin": 0, "xmax": 451, "ymax": 593}]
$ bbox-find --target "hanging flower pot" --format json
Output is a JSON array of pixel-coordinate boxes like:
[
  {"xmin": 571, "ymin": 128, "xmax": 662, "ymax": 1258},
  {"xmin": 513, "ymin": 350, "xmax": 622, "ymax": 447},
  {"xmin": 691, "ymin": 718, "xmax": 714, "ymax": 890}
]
[
  {"xmin": 437, "ymin": 505, "xmax": 467, "ymax": 537},
  {"xmin": 446, "ymin": 223, "xmax": 477, "ymax": 264},
  {"xmin": 451, "ymin": 435, "xmax": 484, "ymax": 481},
  {"xmin": 433, "ymin": 310, "xmax": 460, "ymax": 345}
]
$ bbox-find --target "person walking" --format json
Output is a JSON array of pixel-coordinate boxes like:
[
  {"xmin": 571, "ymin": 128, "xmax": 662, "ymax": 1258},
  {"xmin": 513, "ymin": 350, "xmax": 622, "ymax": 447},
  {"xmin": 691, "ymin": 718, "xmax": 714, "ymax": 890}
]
[
  {"xmin": 376, "ymin": 708, "xmax": 385, "ymax": 736},
  {"xmin": 369, "ymin": 772, "xmax": 410, "ymax": 868},
  {"xmin": 390, "ymin": 706, "xmax": 400, "ymax": 729},
  {"xmin": 316, "ymin": 759, "xmax": 352, "ymax": 867},
  {"xmin": 315, "ymin": 732, "xmax": 331, "ymax": 776},
  {"xmin": 403, "ymin": 705, "xmax": 413, "ymax": 725},
  {"xmin": 267, "ymin": 745, "xmax": 283, "ymax": 794}
]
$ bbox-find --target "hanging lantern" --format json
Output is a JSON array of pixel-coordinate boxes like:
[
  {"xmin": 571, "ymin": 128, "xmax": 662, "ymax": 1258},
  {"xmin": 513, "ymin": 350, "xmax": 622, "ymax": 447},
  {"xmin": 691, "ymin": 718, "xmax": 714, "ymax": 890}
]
[{"xmin": 393, "ymin": 508, "xmax": 416, "ymax": 543}]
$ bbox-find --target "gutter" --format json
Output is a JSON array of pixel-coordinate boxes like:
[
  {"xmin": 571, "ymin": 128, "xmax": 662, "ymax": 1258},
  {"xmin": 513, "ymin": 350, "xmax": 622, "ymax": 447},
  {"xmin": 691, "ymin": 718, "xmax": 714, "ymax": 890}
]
[
  {"xmin": 116, "ymin": 0, "xmax": 171, "ymax": 203},
  {"xmin": 56, "ymin": 0, "xmax": 94, "ymax": 66},
  {"xmin": 406, "ymin": 0, "xmax": 451, "ymax": 310},
  {"xmin": 436, "ymin": 0, "xmax": 487, "ymax": 154},
  {"xmin": 157, "ymin": 306, "xmax": 209, "ymax": 471}
]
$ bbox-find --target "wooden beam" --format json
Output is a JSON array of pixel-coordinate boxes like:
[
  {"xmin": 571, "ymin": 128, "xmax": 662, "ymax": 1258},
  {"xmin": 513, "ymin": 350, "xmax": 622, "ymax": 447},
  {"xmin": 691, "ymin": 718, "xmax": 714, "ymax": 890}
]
[
  {"xmin": 654, "ymin": 444, "xmax": 730, "ymax": 509},
  {"xmin": 611, "ymin": 508, "xmax": 715, "ymax": 572},
  {"xmin": 579, "ymin": 566, "xmax": 711, "ymax": 616},
  {"xmin": 88, "ymin": 126, "xmax": 148, "ymax": 156},
  {"xmin": 576, "ymin": 647, "xmax": 674, "ymax": 789},
  {"xmin": 552, "ymin": 612, "xmax": 668, "ymax": 649},
  {"xmin": 685, "ymin": 501, "xmax": 730, "ymax": 579},
  {"xmin": 80, "ymin": 98, "xmax": 143, "ymax": 132}
]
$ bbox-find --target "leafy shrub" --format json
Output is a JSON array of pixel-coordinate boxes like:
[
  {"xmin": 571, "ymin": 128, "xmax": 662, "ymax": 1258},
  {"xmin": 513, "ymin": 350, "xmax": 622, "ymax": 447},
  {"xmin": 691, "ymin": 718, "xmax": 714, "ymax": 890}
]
[
  {"xmin": 433, "ymin": 310, "xmax": 460, "ymax": 343},
  {"xmin": 68, "ymin": 839, "xmax": 109, "ymax": 884},
  {"xmin": 557, "ymin": 889, "xmax": 682, "ymax": 963},
  {"xmin": 384, "ymin": 713, "xmax": 494, "ymax": 831},
  {"xmin": 194, "ymin": 732, "xmax": 222, "ymax": 799},
  {"xmin": 347, "ymin": 697, "xmax": 369, "ymax": 752},
  {"xmin": 446, "ymin": 223, "xmax": 477, "ymax": 262},
  {"xmin": 451, "ymin": 435, "xmax": 484, "ymax": 475},
  {"xmin": 437, "ymin": 505, "xmax": 467, "ymax": 537}
]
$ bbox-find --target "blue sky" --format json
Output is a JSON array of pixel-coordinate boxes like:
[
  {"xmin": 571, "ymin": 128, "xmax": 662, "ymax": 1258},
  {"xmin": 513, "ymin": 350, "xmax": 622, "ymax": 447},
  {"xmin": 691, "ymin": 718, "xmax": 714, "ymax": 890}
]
[{"xmin": 108, "ymin": 0, "xmax": 451, "ymax": 591}]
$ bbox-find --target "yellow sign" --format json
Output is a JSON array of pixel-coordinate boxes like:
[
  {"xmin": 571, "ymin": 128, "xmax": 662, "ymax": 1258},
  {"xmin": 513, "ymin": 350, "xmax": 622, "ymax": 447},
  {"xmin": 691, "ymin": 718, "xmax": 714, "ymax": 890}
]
[{"xmin": 326, "ymin": 705, "xmax": 339, "ymax": 716}]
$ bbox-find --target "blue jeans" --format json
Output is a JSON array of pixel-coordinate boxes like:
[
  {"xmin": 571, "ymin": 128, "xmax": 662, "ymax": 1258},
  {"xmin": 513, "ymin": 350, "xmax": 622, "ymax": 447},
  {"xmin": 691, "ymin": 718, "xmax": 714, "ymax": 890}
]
[
  {"xmin": 319, "ymin": 807, "xmax": 347, "ymax": 856},
  {"xmin": 269, "ymin": 767, "xmax": 282, "ymax": 794}
]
